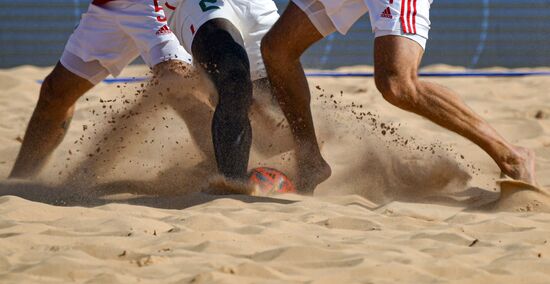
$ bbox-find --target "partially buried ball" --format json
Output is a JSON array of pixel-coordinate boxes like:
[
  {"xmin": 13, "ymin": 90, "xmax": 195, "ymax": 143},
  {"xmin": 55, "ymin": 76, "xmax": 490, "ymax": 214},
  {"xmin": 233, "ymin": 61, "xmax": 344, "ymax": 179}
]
[{"xmin": 248, "ymin": 167, "xmax": 296, "ymax": 195}]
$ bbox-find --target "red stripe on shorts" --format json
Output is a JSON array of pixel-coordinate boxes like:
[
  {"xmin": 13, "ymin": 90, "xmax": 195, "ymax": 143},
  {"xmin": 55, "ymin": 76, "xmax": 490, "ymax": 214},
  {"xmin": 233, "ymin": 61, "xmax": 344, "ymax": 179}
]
[
  {"xmin": 412, "ymin": 0, "xmax": 417, "ymax": 34},
  {"xmin": 406, "ymin": 0, "xmax": 413, "ymax": 33},
  {"xmin": 400, "ymin": 0, "xmax": 407, "ymax": 33}
]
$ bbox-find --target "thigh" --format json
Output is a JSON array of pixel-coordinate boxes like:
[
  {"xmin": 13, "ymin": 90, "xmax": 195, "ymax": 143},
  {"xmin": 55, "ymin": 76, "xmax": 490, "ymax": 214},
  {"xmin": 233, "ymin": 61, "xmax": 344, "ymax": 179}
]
[
  {"xmin": 49, "ymin": 62, "xmax": 95, "ymax": 98},
  {"xmin": 264, "ymin": 2, "xmax": 325, "ymax": 57}
]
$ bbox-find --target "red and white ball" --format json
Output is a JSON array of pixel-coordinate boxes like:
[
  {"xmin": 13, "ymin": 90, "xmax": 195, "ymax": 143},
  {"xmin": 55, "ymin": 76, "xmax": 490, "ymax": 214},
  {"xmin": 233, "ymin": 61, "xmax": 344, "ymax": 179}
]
[{"xmin": 248, "ymin": 167, "xmax": 296, "ymax": 195}]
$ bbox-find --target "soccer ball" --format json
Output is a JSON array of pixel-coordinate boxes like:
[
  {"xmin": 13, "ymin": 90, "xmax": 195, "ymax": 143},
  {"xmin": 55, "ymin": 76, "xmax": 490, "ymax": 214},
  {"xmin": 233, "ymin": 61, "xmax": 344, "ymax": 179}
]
[{"xmin": 248, "ymin": 167, "xmax": 296, "ymax": 195}]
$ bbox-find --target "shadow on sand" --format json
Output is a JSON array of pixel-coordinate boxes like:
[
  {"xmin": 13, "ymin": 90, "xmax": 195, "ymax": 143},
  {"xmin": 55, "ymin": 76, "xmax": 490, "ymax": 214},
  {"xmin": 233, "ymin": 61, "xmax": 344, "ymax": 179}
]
[{"xmin": 0, "ymin": 177, "xmax": 296, "ymax": 210}]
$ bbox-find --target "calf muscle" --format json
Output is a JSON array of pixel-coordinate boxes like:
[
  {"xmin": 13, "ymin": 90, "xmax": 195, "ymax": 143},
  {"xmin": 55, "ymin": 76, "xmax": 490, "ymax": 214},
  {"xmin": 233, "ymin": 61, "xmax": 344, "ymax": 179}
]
[{"xmin": 9, "ymin": 63, "xmax": 93, "ymax": 179}]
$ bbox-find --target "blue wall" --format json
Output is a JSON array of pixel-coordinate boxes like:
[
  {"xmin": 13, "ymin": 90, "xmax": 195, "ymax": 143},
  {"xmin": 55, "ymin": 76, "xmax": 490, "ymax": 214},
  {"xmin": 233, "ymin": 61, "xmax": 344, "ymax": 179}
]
[{"xmin": 1, "ymin": 0, "xmax": 549, "ymax": 69}]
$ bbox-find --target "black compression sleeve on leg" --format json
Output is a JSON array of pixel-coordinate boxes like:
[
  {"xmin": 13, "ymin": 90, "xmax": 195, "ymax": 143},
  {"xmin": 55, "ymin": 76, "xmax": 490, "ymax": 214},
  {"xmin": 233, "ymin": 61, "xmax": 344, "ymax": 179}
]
[{"xmin": 192, "ymin": 19, "xmax": 253, "ymax": 180}]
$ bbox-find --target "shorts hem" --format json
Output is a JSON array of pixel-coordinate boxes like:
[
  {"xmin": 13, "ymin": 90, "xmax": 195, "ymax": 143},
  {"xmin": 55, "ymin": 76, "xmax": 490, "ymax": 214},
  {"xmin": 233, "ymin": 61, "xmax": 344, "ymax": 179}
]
[
  {"xmin": 147, "ymin": 40, "xmax": 193, "ymax": 68},
  {"xmin": 292, "ymin": 0, "xmax": 336, "ymax": 37},
  {"xmin": 60, "ymin": 51, "xmax": 110, "ymax": 85},
  {"xmin": 184, "ymin": 16, "xmax": 244, "ymax": 52},
  {"xmin": 375, "ymin": 29, "xmax": 428, "ymax": 49}
]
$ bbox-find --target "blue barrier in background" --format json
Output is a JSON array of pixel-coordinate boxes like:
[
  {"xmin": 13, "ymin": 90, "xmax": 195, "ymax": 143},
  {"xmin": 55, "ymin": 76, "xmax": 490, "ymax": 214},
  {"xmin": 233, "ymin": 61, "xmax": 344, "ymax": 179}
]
[{"xmin": 2, "ymin": 0, "xmax": 550, "ymax": 69}]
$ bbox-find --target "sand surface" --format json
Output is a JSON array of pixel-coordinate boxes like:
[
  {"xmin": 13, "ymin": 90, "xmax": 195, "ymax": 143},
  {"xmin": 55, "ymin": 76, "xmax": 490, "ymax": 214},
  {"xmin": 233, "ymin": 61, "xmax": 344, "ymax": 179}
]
[{"xmin": 1, "ymin": 64, "xmax": 550, "ymax": 283}]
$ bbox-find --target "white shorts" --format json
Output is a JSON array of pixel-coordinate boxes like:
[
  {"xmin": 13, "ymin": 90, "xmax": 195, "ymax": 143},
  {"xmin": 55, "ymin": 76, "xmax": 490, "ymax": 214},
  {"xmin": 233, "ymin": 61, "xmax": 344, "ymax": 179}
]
[
  {"xmin": 61, "ymin": 0, "xmax": 192, "ymax": 84},
  {"xmin": 163, "ymin": 0, "xmax": 279, "ymax": 81},
  {"xmin": 293, "ymin": 0, "xmax": 432, "ymax": 49}
]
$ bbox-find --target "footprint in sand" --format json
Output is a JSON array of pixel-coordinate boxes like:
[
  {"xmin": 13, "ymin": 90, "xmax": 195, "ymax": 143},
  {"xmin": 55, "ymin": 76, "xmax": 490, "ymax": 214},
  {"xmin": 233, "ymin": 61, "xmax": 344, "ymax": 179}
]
[{"xmin": 483, "ymin": 180, "xmax": 550, "ymax": 213}]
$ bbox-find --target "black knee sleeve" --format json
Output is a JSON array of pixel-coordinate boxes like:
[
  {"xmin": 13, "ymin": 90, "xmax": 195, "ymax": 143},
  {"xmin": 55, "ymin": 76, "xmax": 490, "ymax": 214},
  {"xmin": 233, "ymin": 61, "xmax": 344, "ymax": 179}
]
[{"xmin": 192, "ymin": 19, "xmax": 253, "ymax": 179}]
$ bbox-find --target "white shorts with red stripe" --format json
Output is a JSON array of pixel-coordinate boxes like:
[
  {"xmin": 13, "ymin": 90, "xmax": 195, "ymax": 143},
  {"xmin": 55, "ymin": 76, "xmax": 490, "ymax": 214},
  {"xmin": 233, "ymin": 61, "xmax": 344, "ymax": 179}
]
[
  {"xmin": 293, "ymin": 0, "xmax": 432, "ymax": 49},
  {"xmin": 61, "ymin": 0, "xmax": 192, "ymax": 84},
  {"xmin": 162, "ymin": 0, "xmax": 280, "ymax": 81}
]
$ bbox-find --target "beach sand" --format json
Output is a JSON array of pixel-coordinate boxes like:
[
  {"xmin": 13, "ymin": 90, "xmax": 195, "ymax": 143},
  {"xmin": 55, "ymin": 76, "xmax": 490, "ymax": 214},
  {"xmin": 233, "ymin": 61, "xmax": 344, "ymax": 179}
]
[{"xmin": 0, "ymin": 64, "xmax": 549, "ymax": 283}]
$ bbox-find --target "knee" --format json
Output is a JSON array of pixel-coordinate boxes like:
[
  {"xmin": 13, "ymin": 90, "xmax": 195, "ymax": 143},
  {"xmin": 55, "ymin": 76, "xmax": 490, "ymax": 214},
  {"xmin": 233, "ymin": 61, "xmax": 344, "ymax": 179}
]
[
  {"xmin": 216, "ymin": 51, "xmax": 250, "ymax": 85},
  {"xmin": 196, "ymin": 32, "xmax": 250, "ymax": 87},
  {"xmin": 260, "ymin": 32, "xmax": 279, "ymax": 63},
  {"xmin": 153, "ymin": 60, "xmax": 193, "ymax": 85},
  {"xmin": 213, "ymin": 51, "xmax": 252, "ymax": 108},
  {"xmin": 215, "ymin": 62, "xmax": 252, "ymax": 115},
  {"xmin": 261, "ymin": 31, "xmax": 300, "ymax": 67},
  {"xmin": 200, "ymin": 40, "xmax": 252, "ymax": 108},
  {"xmin": 38, "ymin": 73, "xmax": 73, "ymax": 110},
  {"xmin": 38, "ymin": 64, "xmax": 87, "ymax": 110},
  {"xmin": 215, "ymin": 89, "xmax": 252, "ymax": 124},
  {"xmin": 375, "ymin": 75, "xmax": 420, "ymax": 110},
  {"xmin": 217, "ymin": 71, "xmax": 253, "ymax": 111}
]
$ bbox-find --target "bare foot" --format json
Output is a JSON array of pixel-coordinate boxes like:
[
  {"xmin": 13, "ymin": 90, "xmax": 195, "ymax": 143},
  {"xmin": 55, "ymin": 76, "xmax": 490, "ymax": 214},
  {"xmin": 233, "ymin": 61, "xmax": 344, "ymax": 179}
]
[
  {"xmin": 500, "ymin": 146, "xmax": 536, "ymax": 185},
  {"xmin": 295, "ymin": 152, "xmax": 332, "ymax": 194}
]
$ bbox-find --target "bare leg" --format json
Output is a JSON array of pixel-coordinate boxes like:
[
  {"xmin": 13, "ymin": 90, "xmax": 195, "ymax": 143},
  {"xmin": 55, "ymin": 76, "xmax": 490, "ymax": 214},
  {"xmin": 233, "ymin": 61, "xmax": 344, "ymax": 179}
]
[
  {"xmin": 9, "ymin": 62, "xmax": 94, "ymax": 179},
  {"xmin": 374, "ymin": 36, "xmax": 536, "ymax": 184},
  {"xmin": 261, "ymin": 2, "xmax": 331, "ymax": 193}
]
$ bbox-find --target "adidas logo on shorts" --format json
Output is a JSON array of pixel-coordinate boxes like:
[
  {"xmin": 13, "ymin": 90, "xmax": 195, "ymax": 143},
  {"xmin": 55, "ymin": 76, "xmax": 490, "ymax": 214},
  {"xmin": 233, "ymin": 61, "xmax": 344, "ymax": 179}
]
[
  {"xmin": 380, "ymin": 7, "xmax": 392, "ymax": 19},
  {"xmin": 156, "ymin": 25, "xmax": 172, "ymax": 35}
]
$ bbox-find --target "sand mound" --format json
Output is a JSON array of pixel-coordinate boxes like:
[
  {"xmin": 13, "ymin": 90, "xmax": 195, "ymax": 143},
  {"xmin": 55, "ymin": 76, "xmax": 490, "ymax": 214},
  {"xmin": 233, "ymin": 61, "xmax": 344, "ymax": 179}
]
[{"xmin": 480, "ymin": 180, "xmax": 550, "ymax": 213}]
